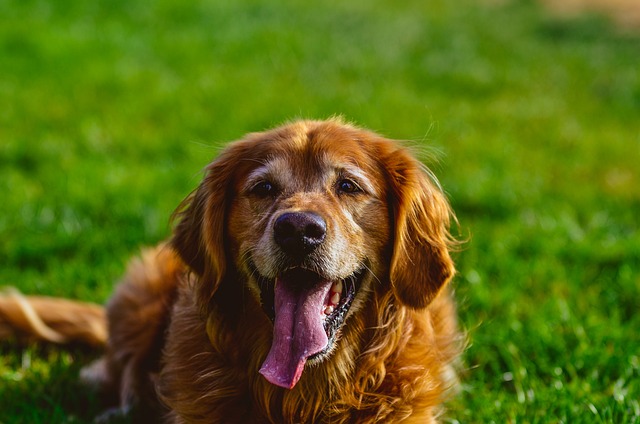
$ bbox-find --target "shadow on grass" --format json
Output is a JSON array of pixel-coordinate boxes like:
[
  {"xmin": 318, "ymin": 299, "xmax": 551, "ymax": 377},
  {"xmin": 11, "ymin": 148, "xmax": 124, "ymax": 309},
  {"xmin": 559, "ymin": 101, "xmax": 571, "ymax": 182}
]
[{"xmin": 0, "ymin": 343, "xmax": 129, "ymax": 424}]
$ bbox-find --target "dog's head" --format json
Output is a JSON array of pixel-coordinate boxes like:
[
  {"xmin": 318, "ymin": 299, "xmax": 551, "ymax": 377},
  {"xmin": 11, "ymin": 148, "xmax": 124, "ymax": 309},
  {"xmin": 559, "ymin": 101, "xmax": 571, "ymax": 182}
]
[{"xmin": 172, "ymin": 119, "xmax": 455, "ymax": 389}]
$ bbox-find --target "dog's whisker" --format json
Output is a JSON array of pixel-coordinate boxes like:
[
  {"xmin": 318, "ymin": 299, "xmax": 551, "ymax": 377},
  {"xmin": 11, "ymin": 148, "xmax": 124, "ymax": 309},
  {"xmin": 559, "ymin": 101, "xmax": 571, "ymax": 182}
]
[
  {"xmin": 362, "ymin": 263, "xmax": 383, "ymax": 287},
  {"xmin": 240, "ymin": 157, "xmax": 270, "ymax": 167}
]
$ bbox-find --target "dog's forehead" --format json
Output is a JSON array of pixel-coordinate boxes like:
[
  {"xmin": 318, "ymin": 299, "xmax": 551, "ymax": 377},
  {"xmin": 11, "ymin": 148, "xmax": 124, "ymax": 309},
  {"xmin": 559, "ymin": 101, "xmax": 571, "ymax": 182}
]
[{"xmin": 246, "ymin": 127, "xmax": 379, "ymax": 188}]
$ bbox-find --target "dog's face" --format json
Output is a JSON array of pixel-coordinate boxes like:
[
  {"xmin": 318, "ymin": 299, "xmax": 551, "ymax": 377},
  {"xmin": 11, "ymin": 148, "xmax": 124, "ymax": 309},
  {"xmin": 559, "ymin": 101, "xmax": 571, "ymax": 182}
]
[
  {"xmin": 172, "ymin": 119, "xmax": 455, "ymax": 390},
  {"xmin": 228, "ymin": 125, "xmax": 391, "ymax": 389}
]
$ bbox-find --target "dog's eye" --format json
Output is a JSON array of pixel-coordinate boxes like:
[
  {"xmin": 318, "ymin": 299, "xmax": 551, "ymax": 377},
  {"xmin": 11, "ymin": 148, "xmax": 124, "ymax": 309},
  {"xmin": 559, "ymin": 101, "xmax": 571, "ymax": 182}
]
[
  {"xmin": 251, "ymin": 181, "xmax": 277, "ymax": 198},
  {"xmin": 337, "ymin": 178, "xmax": 362, "ymax": 194}
]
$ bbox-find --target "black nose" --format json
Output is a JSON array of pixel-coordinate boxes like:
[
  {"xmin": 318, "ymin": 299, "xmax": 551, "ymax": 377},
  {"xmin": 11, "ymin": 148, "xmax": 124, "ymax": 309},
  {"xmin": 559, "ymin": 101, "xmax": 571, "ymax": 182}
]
[{"xmin": 273, "ymin": 212, "xmax": 327, "ymax": 257}]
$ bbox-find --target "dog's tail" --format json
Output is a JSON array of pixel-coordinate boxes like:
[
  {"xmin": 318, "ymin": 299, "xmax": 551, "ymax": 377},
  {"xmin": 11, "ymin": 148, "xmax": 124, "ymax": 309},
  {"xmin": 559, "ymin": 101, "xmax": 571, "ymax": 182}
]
[{"xmin": 0, "ymin": 287, "xmax": 107, "ymax": 347}]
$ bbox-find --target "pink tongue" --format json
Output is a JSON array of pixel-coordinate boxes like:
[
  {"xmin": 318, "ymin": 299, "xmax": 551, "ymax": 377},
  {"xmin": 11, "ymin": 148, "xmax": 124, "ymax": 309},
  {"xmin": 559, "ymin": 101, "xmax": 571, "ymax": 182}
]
[{"xmin": 259, "ymin": 277, "xmax": 331, "ymax": 389}]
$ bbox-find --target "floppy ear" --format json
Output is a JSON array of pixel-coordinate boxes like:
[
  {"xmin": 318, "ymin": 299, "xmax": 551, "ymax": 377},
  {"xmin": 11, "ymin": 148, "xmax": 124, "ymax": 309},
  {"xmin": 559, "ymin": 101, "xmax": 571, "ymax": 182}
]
[
  {"xmin": 171, "ymin": 150, "xmax": 238, "ymax": 304},
  {"xmin": 385, "ymin": 148, "xmax": 456, "ymax": 309}
]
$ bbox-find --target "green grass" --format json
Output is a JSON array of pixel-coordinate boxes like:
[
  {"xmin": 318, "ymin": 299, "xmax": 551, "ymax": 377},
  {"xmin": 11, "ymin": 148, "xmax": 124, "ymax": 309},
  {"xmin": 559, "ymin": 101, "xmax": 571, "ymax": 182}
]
[{"xmin": 1, "ymin": 0, "xmax": 639, "ymax": 422}]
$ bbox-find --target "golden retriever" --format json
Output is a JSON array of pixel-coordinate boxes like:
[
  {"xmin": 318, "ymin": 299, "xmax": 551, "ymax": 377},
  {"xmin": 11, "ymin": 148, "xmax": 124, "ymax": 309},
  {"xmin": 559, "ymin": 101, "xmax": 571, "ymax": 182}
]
[{"xmin": 0, "ymin": 118, "xmax": 461, "ymax": 423}]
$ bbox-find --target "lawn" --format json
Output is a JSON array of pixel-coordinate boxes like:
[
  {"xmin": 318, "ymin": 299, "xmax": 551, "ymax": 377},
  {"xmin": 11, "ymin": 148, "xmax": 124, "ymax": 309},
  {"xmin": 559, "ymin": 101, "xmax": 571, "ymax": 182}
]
[{"xmin": 1, "ymin": 0, "xmax": 639, "ymax": 422}]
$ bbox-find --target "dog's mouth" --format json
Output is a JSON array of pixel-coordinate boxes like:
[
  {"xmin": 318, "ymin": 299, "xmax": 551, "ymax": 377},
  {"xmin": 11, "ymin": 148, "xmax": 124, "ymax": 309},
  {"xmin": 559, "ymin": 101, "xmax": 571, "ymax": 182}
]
[{"xmin": 253, "ymin": 265, "xmax": 364, "ymax": 389}]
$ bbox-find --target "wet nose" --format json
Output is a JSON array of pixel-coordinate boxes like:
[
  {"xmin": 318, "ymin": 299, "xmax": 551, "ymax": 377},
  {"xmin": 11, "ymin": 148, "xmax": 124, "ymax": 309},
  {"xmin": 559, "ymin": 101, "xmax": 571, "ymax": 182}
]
[{"xmin": 273, "ymin": 212, "xmax": 327, "ymax": 257}]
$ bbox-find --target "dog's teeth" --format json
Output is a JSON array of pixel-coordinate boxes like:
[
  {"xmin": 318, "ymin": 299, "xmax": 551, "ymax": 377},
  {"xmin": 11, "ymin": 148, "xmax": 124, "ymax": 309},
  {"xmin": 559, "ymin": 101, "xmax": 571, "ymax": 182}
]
[
  {"xmin": 324, "ymin": 305, "xmax": 334, "ymax": 315},
  {"xmin": 333, "ymin": 281, "xmax": 343, "ymax": 293},
  {"xmin": 330, "ymin": 292, "xmax": 340, "ymax": 305}
]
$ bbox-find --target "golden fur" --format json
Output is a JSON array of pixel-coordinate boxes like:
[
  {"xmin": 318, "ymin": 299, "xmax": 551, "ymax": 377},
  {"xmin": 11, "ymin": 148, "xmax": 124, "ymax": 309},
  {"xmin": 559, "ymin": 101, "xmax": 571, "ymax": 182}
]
[{"xmin": 0, "ymin": 119, "xmax": 461, "ymax": 423}]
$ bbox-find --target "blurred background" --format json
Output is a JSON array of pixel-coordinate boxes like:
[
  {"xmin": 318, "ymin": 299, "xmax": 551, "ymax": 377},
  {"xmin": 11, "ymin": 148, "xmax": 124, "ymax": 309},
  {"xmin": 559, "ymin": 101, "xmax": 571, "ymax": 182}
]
[{"xmin": 1, "ymin": 0, "xmax": 639, "ymax": 422}]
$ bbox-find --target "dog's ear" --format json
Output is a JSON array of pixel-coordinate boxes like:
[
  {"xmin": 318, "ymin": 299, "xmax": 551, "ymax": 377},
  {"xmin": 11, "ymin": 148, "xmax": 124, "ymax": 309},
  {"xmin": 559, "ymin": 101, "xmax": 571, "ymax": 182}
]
[
  {"xmin": 384, "ymin": 147, "xmax": 456, "ymax": 309},
  {"xmin": 171, "ymin": 149, "xmax": 239, "ymax": 303}
]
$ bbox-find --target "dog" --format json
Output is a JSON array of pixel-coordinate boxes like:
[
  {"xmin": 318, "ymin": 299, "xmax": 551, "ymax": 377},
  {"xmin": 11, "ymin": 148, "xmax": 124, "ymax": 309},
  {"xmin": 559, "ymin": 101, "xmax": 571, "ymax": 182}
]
[{"xmin": 0, "ymin": 118, "xmax": 461, "ymax": 423}]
